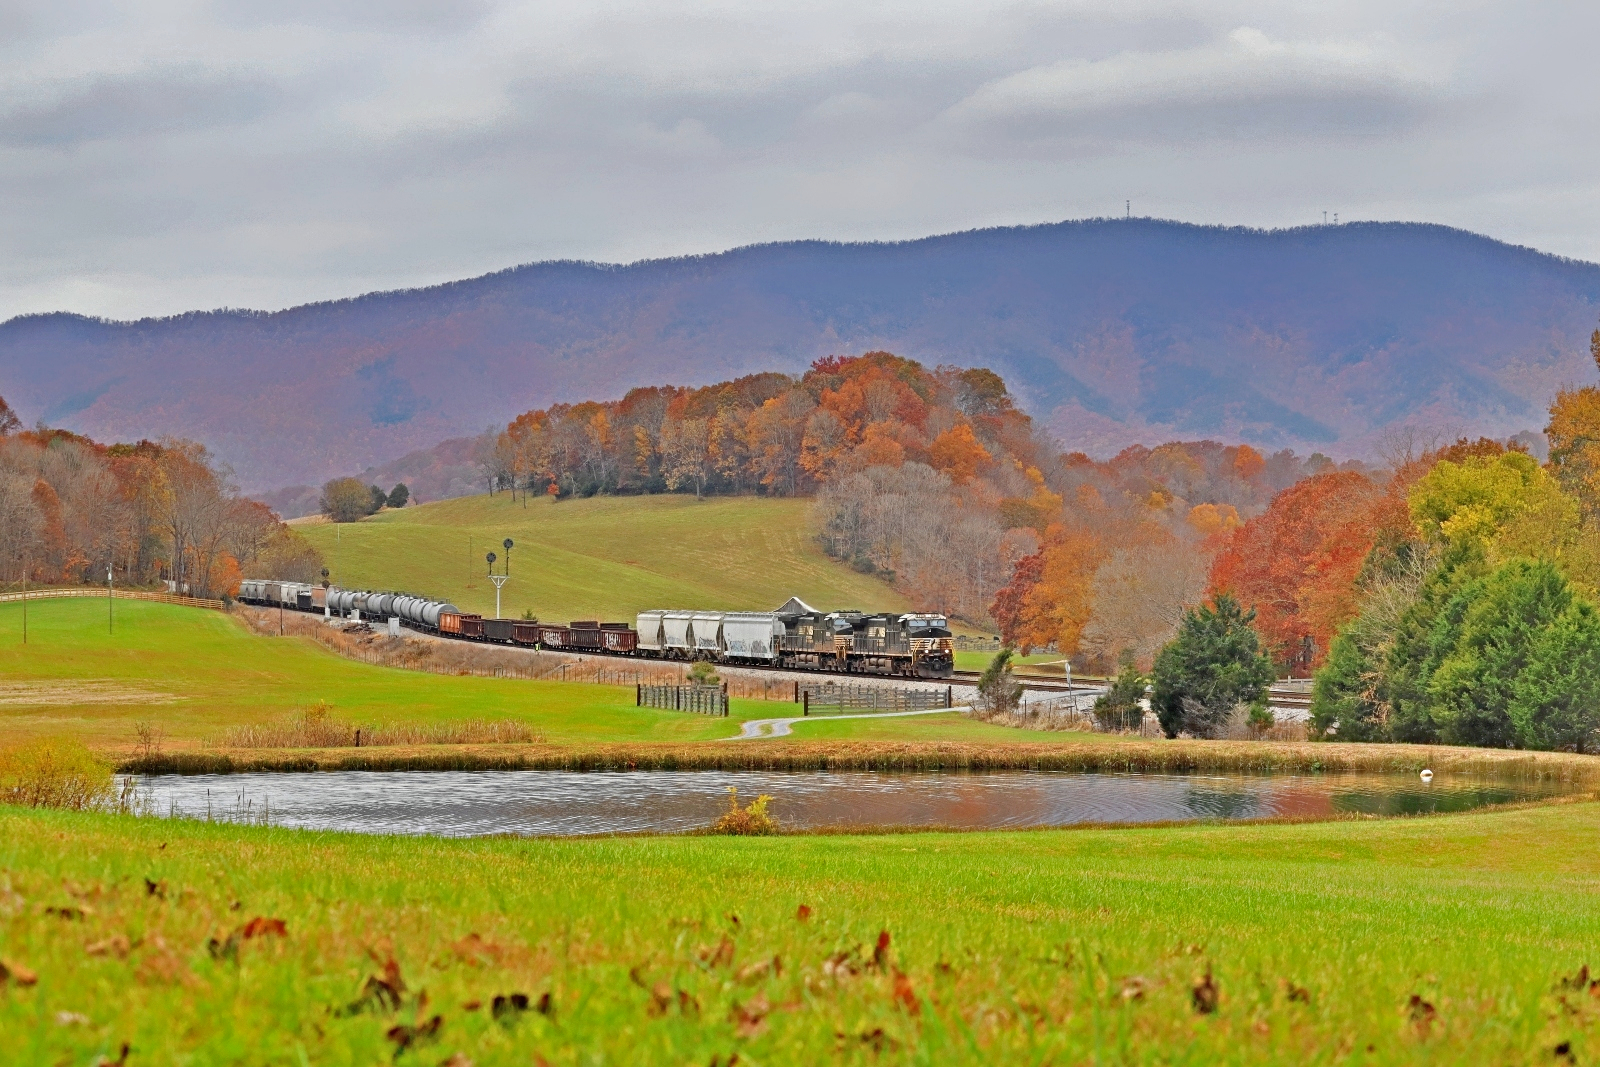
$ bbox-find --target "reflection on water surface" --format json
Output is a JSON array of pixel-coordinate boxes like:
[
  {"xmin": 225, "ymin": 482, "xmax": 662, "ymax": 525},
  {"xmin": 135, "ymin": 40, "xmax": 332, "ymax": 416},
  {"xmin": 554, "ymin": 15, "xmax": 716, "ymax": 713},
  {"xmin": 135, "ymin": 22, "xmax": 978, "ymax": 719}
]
[{"xmin": 134, "ymin": 770, "xmax": 1582, "ymax": 838}]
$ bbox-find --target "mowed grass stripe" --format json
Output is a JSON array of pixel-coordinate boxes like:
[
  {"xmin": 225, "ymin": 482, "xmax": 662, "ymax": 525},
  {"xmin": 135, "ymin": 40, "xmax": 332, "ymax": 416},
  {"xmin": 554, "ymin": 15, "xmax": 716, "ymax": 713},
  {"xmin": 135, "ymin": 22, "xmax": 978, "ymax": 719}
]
[
  {"xmin": 3, "ymin": 802, "xmax": 1599, "ymax": 1062},
  {"xmin": 295, "ymin": 493, "xmax": 910, "ymax": 622}
]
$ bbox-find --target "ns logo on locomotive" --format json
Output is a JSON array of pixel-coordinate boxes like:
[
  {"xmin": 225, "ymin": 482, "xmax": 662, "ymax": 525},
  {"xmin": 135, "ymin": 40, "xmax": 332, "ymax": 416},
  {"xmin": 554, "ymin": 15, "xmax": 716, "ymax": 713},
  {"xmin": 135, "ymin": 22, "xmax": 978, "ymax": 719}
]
[{"xmin": 236, "ymin": 583, "xmax": 955, "ymax": 678}]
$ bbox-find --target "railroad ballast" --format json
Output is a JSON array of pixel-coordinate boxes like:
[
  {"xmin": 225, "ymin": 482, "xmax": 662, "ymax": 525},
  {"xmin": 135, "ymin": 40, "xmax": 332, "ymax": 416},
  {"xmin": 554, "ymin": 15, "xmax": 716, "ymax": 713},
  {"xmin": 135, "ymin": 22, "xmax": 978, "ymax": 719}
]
[{"xmin": 236, "ymin": 583, "xmax": 955, "ymax": 678}]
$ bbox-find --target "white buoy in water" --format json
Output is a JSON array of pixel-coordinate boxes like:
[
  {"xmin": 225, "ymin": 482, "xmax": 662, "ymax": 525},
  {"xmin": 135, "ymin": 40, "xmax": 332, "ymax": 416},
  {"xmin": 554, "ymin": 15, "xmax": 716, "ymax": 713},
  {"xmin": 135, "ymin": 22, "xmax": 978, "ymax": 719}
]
[{"xmin": 1420, "ymin": 768, "xmax": 1434, "ymax": 782}]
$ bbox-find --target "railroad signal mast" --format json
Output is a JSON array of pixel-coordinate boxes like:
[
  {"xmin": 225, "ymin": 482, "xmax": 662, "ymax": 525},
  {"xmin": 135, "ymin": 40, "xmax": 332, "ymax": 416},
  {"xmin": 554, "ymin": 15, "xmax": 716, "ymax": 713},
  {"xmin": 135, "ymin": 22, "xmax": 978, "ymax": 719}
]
[{"xmin": 486, "ymin": 546, "xmax": 511, "ymax": 619}]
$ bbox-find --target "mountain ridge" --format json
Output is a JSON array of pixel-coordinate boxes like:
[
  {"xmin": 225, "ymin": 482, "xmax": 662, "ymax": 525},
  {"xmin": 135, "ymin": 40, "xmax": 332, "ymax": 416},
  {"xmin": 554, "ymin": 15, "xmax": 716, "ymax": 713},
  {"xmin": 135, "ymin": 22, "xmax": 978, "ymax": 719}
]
[{"xmin": 3, "ymin": 218, "xmax": 1597, "ymax": 490}]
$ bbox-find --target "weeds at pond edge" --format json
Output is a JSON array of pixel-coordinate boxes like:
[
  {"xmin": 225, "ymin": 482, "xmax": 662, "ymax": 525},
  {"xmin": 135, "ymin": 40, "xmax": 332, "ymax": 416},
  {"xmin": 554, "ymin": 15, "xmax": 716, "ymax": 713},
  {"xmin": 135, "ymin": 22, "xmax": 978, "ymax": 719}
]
[
  {"xmin": 704, "ymin": 788, "xmax": 778, "ymax": 836},
  {"xmin": 117, "ymin": 739, "xmax": 1600, "ymax": 781}
]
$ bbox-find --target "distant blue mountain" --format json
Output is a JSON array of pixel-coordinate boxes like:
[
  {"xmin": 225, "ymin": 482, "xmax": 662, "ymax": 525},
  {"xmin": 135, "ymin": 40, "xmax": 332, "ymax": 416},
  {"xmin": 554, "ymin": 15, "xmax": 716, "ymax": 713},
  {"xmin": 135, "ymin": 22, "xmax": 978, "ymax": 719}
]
[{"xmin": 2, "ymin": 219, "xmax": 1597, "ymax": 491}]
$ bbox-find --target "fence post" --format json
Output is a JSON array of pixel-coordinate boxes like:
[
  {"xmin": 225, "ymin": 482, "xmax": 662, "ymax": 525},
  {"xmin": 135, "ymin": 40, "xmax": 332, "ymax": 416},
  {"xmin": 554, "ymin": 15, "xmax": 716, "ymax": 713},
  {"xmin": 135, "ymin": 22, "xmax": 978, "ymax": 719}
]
[
  {"xmin": 803, "ymin": 691, "xmax": 809, "ymax": 716},
  {"xmin": 635, "ymin": 682, "xmax": 641, "ymax": 707},
  {"xmin": 947, "ymin": 685, "xmax": 953, "ymax": 708},
  {"xmin": 794, "ymin": 680, "xmax": 799, "ymax": 704}
]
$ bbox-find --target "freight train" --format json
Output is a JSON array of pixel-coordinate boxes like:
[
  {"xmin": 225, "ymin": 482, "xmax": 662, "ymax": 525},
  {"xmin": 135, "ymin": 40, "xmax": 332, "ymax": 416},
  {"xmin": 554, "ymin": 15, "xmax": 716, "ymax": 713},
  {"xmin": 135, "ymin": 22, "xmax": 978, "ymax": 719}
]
[{"xmin": 236, "ymin": 581, "xmax": 955, "ymax": 677}]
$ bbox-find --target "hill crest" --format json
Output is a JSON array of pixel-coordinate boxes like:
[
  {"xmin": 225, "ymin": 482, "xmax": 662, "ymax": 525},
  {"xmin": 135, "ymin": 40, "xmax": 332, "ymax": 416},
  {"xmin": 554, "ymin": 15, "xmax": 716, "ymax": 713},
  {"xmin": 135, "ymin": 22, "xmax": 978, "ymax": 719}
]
[{"xmin": 3, "ymin": 218, "xmax": 1597, "ymax": 490}]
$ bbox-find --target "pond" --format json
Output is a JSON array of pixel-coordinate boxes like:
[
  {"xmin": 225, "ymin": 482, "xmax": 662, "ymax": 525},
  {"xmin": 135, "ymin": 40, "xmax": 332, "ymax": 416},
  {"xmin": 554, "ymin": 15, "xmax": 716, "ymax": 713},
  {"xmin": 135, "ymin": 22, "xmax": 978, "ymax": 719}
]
[{"xmin": 132, "ymin": 769, "xmax": 1585, "ymax": 837}]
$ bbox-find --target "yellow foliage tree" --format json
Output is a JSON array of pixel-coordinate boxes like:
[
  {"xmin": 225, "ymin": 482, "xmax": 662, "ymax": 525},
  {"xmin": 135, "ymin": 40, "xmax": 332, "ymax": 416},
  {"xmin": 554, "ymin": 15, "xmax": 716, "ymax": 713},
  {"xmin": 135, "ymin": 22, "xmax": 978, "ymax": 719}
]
[{"xmin": 1546, "ymin": 325, "xmax": 1600, "ymax": 517}]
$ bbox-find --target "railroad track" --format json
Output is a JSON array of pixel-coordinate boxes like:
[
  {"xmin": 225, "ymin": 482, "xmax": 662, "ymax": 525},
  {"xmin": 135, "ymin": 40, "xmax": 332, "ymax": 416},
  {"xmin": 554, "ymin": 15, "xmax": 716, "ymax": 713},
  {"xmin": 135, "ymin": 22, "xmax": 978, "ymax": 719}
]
[{"xmin": 947, "ymin": 670, "xmax": 1103, "ymax": 695}]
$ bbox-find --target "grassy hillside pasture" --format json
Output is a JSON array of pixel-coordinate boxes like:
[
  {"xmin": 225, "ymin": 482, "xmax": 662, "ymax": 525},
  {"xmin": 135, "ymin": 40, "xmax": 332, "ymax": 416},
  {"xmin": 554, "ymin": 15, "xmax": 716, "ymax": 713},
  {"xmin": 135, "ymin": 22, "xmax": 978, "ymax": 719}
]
[
  {"xmin": 0, "ymin": 599, "xmax": 1043, "ymax": 754},
  {"xmin": 0, "ymin": 598, "xmax": 728, "ymax": 750},
  {"xmin": 6, "ymin": 800, "xmax": 1600, "ymax": 1064},
  {"xmin": 295, "ymin": 493, "xmax": 910, "ymax": 624}
]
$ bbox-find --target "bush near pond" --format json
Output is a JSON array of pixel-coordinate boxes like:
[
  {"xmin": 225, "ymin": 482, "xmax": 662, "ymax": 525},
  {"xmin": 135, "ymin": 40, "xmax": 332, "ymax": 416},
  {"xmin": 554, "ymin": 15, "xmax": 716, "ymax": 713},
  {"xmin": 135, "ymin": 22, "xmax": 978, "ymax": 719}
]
[{"xmin": 0, "ymin": 738, "xmax": 116, "ymax": 810}]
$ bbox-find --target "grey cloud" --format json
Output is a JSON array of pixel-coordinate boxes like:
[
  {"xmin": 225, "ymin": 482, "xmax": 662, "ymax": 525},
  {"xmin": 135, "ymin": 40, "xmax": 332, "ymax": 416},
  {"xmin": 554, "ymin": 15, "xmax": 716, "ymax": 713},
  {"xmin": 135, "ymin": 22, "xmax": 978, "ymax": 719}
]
[
  {"xmin": 0, "ymin": 69, "xmax": 283, "ymax": 148},
  {"xmin": 935, "ymin": 28, "xmax": 1442, "ymax": 156},
  {"xmin": 210, "ymin": 0, "xmax": 494, "ymax": 32},
  {"xmin": 0, "ymin": 1, "xmax": 1596, "ymax": 320}
]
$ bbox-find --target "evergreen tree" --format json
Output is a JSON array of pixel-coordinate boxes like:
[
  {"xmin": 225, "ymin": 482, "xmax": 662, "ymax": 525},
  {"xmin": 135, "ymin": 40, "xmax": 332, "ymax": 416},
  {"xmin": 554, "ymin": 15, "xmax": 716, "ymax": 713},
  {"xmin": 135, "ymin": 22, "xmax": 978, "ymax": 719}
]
[
  {"xmin": 386, "ymin": 483, "xmax": 410, "ymax": 508},
  {"xmin": 1428, "ymin": 559, "xmax": 1572, "ymax": 748},
  {"xmin": 1093, "ymin": 658, "xmax": 1148, "ymax": 732},
  {"xmin": 1151, "ymin": 594, "xmax": 1274, "ymax": 738},
  {"xmin": 1510, "ymin": 600, "xmax": 1600, "ymax": 752}
]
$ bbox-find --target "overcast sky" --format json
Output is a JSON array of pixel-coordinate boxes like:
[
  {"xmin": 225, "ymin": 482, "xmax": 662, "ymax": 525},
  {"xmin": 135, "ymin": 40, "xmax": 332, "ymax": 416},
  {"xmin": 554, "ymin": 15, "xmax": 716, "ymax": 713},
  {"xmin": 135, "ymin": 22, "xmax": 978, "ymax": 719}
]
[{"xmin": 2, "ymin": 0, "xmax": 1596, "ymax": 321}]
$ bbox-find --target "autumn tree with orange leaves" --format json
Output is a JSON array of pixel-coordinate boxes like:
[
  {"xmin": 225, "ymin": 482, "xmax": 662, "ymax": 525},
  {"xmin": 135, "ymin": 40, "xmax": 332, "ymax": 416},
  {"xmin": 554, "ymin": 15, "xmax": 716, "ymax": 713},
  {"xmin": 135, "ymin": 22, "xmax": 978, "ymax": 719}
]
[{"xmin": 1206, "ymin": 471, "xmax": 1392, "ymax": 670}]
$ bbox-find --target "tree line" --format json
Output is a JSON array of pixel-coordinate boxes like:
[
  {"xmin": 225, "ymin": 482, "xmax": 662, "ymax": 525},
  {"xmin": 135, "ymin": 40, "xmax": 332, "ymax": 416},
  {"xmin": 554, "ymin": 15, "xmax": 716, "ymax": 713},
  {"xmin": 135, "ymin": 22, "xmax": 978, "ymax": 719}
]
[{"xmin": 0, "ymin": 399, "xmax": 322, "ymax": 599}]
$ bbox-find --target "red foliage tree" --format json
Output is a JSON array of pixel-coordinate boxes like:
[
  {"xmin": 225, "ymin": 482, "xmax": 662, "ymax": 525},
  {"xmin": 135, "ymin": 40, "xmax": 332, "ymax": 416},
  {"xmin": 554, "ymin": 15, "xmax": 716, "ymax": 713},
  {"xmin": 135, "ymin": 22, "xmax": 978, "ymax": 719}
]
[{"xmin": 1207, "ymin": 470, "xmax": 1383, "ymax": 670}]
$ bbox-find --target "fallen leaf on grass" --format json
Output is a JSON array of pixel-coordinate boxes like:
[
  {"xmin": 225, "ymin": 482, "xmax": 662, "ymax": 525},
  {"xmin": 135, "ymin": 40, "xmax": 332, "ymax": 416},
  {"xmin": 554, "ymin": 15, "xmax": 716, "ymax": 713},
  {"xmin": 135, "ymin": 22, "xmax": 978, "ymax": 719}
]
[
  {"xmin": 892, "ymin": 969, "xmax": 920, "ymax": 1015},
  {"xmin": 1406, "ymin": 994, "xmax": 1437, "ymax": 1035},
  {"xmin": 871, "ymin": 931, "xmax": 892, "ymax": 971},
  {"xmin": 0, "ymin": 958, "xmax": 38, "ymax": 987},
  {"xmin": 44, "ymin": 904, "xmax": 89, "ymax": 920},
  {"xmin": 837, "ymin": 1028, "xmax": 898, "ymax": 1053},
  {"xmin": 490, "ymin": 992, "xmax": 551, "ymax": 1025},
  {"xmin": 1119, "ymin": 976, "xmax": 1148, "ymax": 1003},
  {"xmin": 86, "ymin": 935, "xmax": 134, "ymax": 959},
  {"xmin": 55, "ymin": 1011, "xmax": 90, "ymax": 1026},
  {"xmin": 1558, "ymin": 966, "xmax": 1600, "ymax": 997},
  {"xmin": 1191, "ymin": 968, "xmax": 1219, "ymax": 1015},
  {"xmin": 1554, "ymin": 1041, "xmax": 1576, "ymax": 1064},
  {"xmin": 795, "ymin": 904, "xmax": 811, "ymax": 922},
  {"xmin": 698, "ymin": 937, "xmax": 735, "ymax": 969},
  {"xmin": 1279, "ymin": 979, "xmax": 1311, "ymax": 1004},
  {"xmin": 386, "ymin": 1014, "xmax": 442, "ymax": 1054},
  {"xmin": 730, "ymin": 992, "xmax": 770, "ymax": 1038},
  {"xmin": 735, "ymin": 956, "xmax": 781, "ymax": 984},
  {"xmin": 339, "ymin": 959, "xmax": 407, "ymax": 1016},
  {"xmin": 240, "ymin": 917, "xmax": 287, "ymax": 939},
  {"xmin": 92, "ymin": 1042, "xmax": 130, "ymax": 1067},
  {"xmin": 823, "ymin": 949, "xmax": 861, "ymax": 980},
  {"xmin": 143, "ymin": 878, "xmax": 167, "ymax": 900},
  {"xmin": 438, "ymin": 1055, "xmax": 474, "ymax": 1067}
]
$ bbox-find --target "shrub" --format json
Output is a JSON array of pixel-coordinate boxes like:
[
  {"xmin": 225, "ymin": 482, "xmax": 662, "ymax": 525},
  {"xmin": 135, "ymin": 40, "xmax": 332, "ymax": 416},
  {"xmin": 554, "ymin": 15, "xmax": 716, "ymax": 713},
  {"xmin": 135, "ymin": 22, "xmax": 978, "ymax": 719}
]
[
  {"xmin": 708, "ymin": 787, "xmax": 777, "ymax": 835},
  {"xmin": 973, "ymin": 647, "xmax": 1023, "ymax": 719},
  {"xmin": 0, "ymin": 738, "xmax": 116, "ymax": 810},
  {"xmin": 687, "ymin": 660, "xmax": 720, "ymax": 686},
  {"xmin": 1093, "ymin": 661, "xmax": 1148, "ymax": 732},
  {"xmin": 1152, "ymin": 594, "xmax": 1274, "ymax": 739}
]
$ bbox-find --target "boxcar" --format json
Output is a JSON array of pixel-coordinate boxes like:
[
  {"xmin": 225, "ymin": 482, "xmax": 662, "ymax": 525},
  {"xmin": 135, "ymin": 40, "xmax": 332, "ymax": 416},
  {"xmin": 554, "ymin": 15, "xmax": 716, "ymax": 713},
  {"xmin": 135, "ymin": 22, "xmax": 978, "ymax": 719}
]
[
  {"xmin": 484, "ymin": 618, "xmax": 516, "ymax": 643},
  {"xmin": 601, "ymin": 623, "xmax": 637, "ymax": 653}
]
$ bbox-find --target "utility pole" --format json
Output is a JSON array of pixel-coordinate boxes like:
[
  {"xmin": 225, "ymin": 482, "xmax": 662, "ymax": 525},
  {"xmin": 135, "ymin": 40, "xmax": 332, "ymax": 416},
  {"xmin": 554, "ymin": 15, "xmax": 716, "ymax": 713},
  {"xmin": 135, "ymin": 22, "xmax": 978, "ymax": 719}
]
[
  {"xmin": 21, "ymin": 560, "xmax": 26, "ymax": 645},
  {"xmin": 107, "ymin": 561, "xmax": 113, "ymax": 635}
]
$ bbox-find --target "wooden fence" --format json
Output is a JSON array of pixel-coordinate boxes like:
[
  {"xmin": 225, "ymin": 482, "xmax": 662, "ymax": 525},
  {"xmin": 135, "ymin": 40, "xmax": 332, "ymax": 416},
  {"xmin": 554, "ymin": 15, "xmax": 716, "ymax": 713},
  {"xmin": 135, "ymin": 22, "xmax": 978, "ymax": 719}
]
[
  {"xmin": 0, "ymin": 588, "xmax": 225, "ymax": 610},
  {"xmin": 637, "ymin": 683, "xmax": 729, "ymax": 716},
  {"xmin": 799, "ymin": 682, "xmax": 954, "ymax": 715}
]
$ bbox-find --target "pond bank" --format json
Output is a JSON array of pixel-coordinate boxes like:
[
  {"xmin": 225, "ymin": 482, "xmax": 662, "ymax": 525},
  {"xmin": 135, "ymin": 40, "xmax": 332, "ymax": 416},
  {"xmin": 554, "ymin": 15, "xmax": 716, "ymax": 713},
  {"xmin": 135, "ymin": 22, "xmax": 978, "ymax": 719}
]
[{"xmin": 117, "ymin": 738, "xmax": 1600, "ymax": 780}]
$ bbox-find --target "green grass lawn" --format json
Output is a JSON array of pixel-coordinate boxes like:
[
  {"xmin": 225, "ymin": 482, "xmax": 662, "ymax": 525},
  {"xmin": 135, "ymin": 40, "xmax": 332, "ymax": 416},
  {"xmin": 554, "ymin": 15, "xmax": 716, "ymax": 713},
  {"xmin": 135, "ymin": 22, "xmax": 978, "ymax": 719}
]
[
  {"xmin": 4, "ymin": 800, "xmax": 1599, "ymax": 1064},
  {"xmin": 0, "ymin": 599, "xmax": 761, "ymax": 750},
  {"xmin": 0, "ymin": 599, "xmax": 1051, "ymax": 753},
  {"xmin": 295, "ymin": 493, "xmax": 909, "ymax": 623}
]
